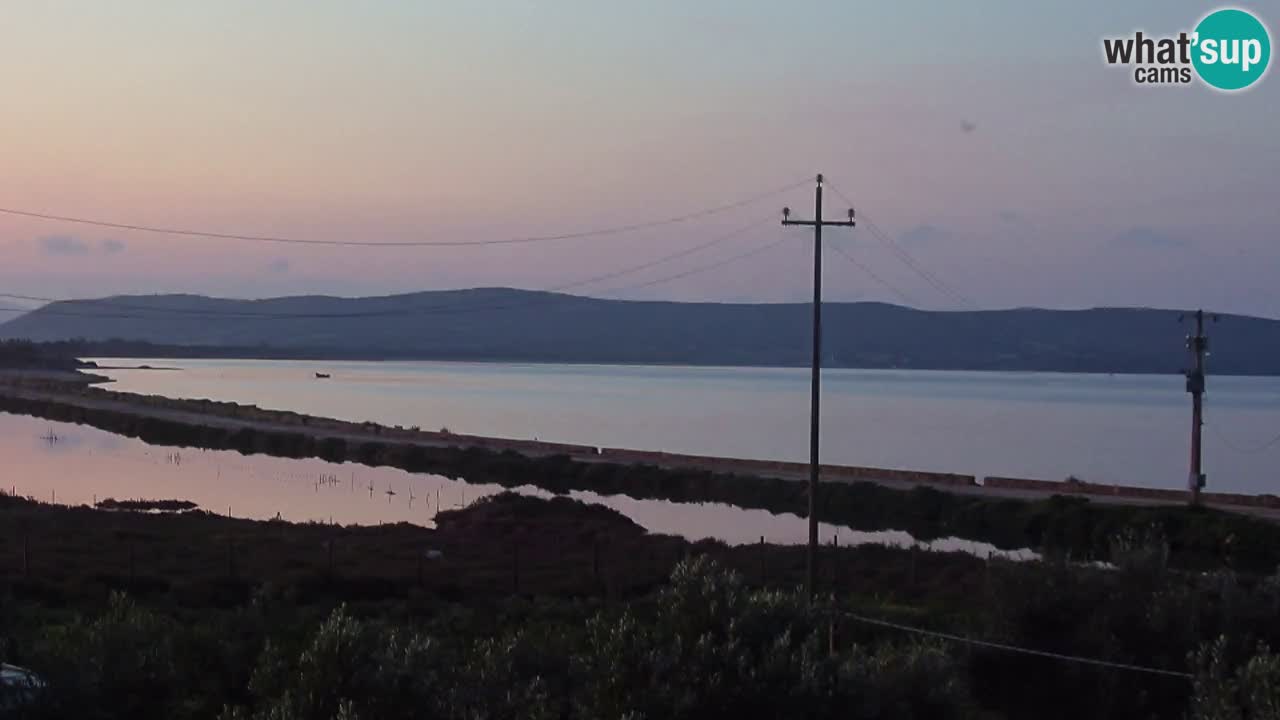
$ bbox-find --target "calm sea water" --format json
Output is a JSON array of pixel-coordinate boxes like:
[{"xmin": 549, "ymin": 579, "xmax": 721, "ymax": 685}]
[{"xmin": 88, "ymin": 358, "xmax": 1280, "ymax": 494}]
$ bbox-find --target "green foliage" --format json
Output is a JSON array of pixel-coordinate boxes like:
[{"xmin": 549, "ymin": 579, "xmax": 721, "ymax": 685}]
[
  {"xmin": 571, "ymin": 556, "xmax": 973, "ymax": 720},
  {"xmin": 15, "ymin": 551, "xmax": 1280, "ymax": 719},
  {"xmin": 22, "ymin": 593, "xmax": 177, "ymax": 719},
  {"xmin": 970, "ymin": 540, "xmax": 1280, "ymax": 720},
  {"xmin": 1109, "ymin": 523, "xmax": 1170, "ymax": 575},
  {"xmin": 3, "ymin": 560, "xmax": 976, "ymax": 720},
  {"xmin": 0, "ymin": 340, "xmax": 83, "ymax": 371},
  {"xmin": 1191, "ymin": 637, "xmax": 1280, "ymax": 720},
  {"xmin": 228, "ymin": 559, "xmax": 968, "ymax": 720},
  {"xmin": 230, "ymin": 604, "xmax": 555, "ymax": 720}
]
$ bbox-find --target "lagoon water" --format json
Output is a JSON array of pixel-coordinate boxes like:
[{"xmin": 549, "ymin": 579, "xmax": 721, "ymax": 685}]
[
  {"xmin": 88, "ymin": 358, "xmax": 1280, "ymax": 494},
  {"xmin": 0, "ymin": 412, "xmax": 1027, "ymax": 557}
]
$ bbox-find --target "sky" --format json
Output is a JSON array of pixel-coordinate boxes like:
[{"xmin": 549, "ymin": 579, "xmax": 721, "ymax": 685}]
[{"xmin": 2, "ymin": 1, "xmax": 1278, "ymax": 316}]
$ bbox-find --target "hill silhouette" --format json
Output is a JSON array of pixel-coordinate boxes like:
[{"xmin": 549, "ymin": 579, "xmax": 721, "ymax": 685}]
[
  {"xmin": 0, "ymin": 300, "xmax": 29, "ymax": 319},
  {"xmin": 2, "ymin": 288, "xmax": 1277, "ymax": 374}
]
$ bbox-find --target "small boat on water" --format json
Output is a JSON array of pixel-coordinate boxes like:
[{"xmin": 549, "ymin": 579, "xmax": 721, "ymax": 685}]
[{"xmin": 314, "ymin": 372, "xmax": 331, "ymax": 379}]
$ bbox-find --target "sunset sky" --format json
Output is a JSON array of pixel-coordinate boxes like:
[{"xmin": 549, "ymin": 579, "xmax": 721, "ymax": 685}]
[{"xmin": 2, "ymin": 1, "xmax": 1278, "ymax": 315}]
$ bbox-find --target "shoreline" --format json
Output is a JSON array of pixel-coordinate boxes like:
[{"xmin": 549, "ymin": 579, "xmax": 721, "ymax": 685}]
[
  {"xmin": 81, "ymin": 353, "xmax": 1280, "ymax": 378},
  {"xmin": 4, "ymin": 374, "xmax": 1280, "ymax": 571},
  {"xmin": 9, "ymin": 370, "xmax": 1278, "ymax": 516},
  {"xmin": 90, "ymin": 364, "xmax": 180, "ymax": 371}
]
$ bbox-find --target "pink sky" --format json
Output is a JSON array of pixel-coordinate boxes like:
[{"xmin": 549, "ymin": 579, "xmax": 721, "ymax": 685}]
[{"xmin": 2, "ymin": 2, "xmax": 1278, "ymax": 315}]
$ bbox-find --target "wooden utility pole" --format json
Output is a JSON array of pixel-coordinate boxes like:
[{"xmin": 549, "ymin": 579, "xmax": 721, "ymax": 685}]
[
  {"xmin": 782, "ymin": 174, "xmax": 855, "ymax": 599},
  {"xmin": 1183, "ymin": 309, "xmax": 1215, "ymax": 505}
]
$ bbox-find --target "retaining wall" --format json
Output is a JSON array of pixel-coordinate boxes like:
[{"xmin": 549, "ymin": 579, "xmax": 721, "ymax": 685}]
[
  {"xmin": 594, "ymin": 447, "xmax": 977, "ymax": 487},
  {"xmin": 982, "ymin": 475, "xmax": 1280, "ymax": 510},
  {"xmin": 8, "ymin": 377, "xmax": 1275, "ymax": 510}
]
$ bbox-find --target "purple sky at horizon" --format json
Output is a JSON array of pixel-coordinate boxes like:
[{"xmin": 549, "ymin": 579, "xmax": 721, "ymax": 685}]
[{"xmin": 2, "ymin": 2, "xmax": 1278, "ymax": 316}]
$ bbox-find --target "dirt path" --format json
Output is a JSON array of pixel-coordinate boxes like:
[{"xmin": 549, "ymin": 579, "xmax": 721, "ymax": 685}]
[{"xmin": 3, "ymin": 378, "xmax": 1278, "ymax": 522}]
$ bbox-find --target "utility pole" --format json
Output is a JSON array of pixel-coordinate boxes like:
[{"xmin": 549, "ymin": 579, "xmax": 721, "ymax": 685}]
[
  {"xmin": 1182, "ymin": 309, "xmax": 1215, "ymax": 505},
  {"xmin": 782, "ymin": 173, "xmax": 855, "ymax": 599}
]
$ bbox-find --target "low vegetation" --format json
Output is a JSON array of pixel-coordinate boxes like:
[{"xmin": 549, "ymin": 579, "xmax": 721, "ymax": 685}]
[
  {"xmin": 0, "ymin": 553, "xmax": 1276, "ymax": 717},
  {"xmin": 4, "ymin": 381, "xmax": 1280, "ymax": 716},
  {"xmin": 0, "ymin": 341, "xmax": 85, "ymax": 373},
  {"xmin": 93, "ymin": 498, "xmax": 198, "ymax": 512},
  {"xmin": 1, "ymin": 494, "xmax": 1280, "ymax": 718}
]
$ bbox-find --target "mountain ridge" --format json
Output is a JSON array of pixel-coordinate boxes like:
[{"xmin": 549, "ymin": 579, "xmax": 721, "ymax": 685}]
[{"xmin": 3, "ymin": 288, "xmax": 1277, "ymax": 375}]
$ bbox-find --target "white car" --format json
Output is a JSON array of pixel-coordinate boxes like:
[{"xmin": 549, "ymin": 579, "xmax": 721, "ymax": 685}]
[{"xmin": 0, "ymin": 663, "xmax": 43, "ymax": 709}]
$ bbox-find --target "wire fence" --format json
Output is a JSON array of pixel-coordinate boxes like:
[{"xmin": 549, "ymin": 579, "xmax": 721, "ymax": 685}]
[{"xmin": 0, "ymin": 491, "xmax": 1197, "ymax": 683}]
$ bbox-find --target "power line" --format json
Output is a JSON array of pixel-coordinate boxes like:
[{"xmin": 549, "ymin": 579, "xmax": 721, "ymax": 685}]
[
  {"xmin": 0, "ymin": 233, "xmax": 779, "ymax": 328},
  {"xmin": 0, "ymin": 177, "xmax": 808, "ymax": 248},
  {"xmin": 551, "ymin": 216, "xmax": 777, "ymax": 293},
  {"xmin": 597, "ymin": 234, "xmax": 789, "ymax": 296},
  {"xmin": 1209, "ymin": 422, "xmax": 1280, "ymax": 454},
  {"xmin": 828, "ymin": 240, "xmax": 919, "ymax": 307},
  {"xmin": 0, "ymin": 220, "xmax": 780, "ymax": 325},
  {"xmin": 0, "ymin": 216, "xmax": 773, "ymax": 321},
  {"xmin": 861, "ymin": 214, "xmax": 978, "ymax": 309},
  {"xmin": 825, "ymin": 182, "xmax": 977, "ymax": 309},
  {"xmin": 842, "ymin": 611, "xmax": 1193, "ymax": 680},
  {"xmin": 732, "ymin": 239, "xmax": 804, "ymax": 295}
]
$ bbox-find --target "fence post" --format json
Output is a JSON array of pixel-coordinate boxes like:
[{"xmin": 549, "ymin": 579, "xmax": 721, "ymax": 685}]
[
  {"xmin": 910, "ymin": 545, "xmax": 918, "ymax": 588},
  {"xmin": 326, "ymin": 538, "xmax": 335, "ymax": 584},
  {"xmin": 512, "ymin": 542, "xmax": 520, "ymax": 595},
  {"xmin": 828, "ymin": 610, "xmax": 838, "ymax": 657},
  {"xmin": 985, "ymin": 551, "xmax": 992, "ymax": 596},
  {"xmin": 592, "ymin": 536, "xmax": 600, "ymax": 591},
  {"xmin": 759, "ymin": 536, "xmax": 766, "ymax": 583}
]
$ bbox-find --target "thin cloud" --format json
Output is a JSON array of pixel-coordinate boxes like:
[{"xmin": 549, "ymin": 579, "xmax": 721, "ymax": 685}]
[
  {"xmin": 898, "ymin": 224, "xmax": 951, "ymax": 248},
  {"xmin": 38, "ymin": 235, "xmax": 91, "ymax": 256},
  {"xmin": 267, "ymin": 258, "xmax": 291, "ymax": 274},
  {"xmin": 37, "ymin": 235, "xmax": 128, "ymax": 257},
  {"xmin": 1108, "ymin": 227, "xmax": 1192, "ymax": 250}
]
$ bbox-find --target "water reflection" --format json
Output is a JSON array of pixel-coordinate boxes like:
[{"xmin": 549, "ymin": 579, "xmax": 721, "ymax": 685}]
[
  {"xmin": 0, "ymin": 412, "xmax": 1032, "ymax": 559},
  {"xmin": 90, "ymin": 358, "xmax": 1280, "ymax": 492}
]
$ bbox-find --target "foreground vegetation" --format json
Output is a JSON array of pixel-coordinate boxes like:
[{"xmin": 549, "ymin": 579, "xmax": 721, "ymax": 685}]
[
  {"xmin": 3, "ymin": 494, "xmax": 1280, "ymax": 718},
  {"xmin": 4, "ymin": 380, "xmax": 1280, "ymax": 717}
]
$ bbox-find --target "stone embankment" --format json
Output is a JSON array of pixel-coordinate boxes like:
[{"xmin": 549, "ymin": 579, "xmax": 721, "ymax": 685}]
[{"xmin": 2, "ymin": 375, "xmax": 1275, "ymax": 513}]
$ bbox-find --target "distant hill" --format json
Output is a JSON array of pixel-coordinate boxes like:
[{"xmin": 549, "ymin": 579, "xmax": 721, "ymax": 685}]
[
  {"xmin": 0, "ymin": 300, "xmax": 30, "ymax": 321},
  {"xmin": 1, "ymin": 288, "xmax": 1277, "ymax": 374}
]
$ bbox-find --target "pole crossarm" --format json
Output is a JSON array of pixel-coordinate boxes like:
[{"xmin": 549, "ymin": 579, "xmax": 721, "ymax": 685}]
[
  {"xmin": 780, "ymin": 173, "xmax": 856, "ymax": 601},
  {"xmin": 781, "ymin": 219, "xmax": 856, "ymax": 228}
]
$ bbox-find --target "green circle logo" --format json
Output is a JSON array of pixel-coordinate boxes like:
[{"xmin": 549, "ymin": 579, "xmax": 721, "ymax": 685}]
[{"xmin": 1192, "ymin": 8, "xmax": 1271, "ymax": 91}]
